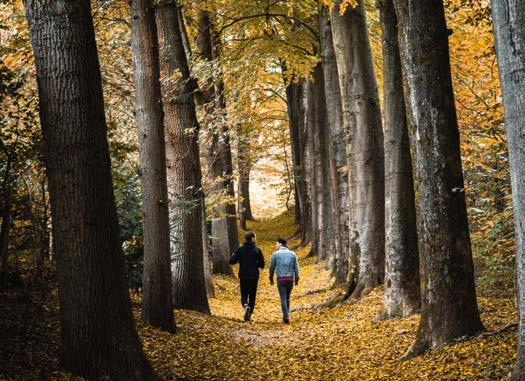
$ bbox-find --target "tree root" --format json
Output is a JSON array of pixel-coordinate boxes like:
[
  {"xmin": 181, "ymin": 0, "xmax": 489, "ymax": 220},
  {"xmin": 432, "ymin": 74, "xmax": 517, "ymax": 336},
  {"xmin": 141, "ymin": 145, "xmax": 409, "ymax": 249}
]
[{"xmin": 478, "ymin": 322, "xmax": 517, "ymax": 339}]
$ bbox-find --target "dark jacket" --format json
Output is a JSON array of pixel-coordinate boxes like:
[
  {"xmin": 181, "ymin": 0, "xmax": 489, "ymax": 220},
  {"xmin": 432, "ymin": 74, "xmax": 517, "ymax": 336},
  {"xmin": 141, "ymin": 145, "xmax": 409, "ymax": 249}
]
[{"xmin": 229, "ymin": 241, "xmax": 265, "ymax": 279}]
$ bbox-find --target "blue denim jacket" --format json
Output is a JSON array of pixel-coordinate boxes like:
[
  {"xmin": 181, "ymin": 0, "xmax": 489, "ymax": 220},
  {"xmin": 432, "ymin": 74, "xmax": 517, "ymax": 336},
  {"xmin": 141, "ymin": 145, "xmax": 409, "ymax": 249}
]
[{"xmin": 269, "ymin": 247, "xmax": 300, "ymax": 281}]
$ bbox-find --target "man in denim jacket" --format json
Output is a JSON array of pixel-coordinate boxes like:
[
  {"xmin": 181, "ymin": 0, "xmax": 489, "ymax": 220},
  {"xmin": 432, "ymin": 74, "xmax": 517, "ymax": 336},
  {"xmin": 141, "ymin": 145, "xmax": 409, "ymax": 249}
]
[{"xmin": 269, "ymin": 237, "xmax": 300, "ymax": 324}]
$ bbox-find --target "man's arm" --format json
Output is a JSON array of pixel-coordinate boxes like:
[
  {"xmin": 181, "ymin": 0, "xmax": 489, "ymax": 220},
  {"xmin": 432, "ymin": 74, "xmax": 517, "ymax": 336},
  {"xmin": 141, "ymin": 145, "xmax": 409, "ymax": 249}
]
[
  {"xmin": 258, "ymin": 249, "xmax": 265, "ymax": 269},
  {"xmin": 269, "ymin": 254, "xmax": 276, "ymax": 285},
  {"xmin": 294, "ymin": 254, "xmax": 300, "ymax": 285},
  {"xmin": 229, "ymin": 248, "xmax": 240, "ymax": 265}
]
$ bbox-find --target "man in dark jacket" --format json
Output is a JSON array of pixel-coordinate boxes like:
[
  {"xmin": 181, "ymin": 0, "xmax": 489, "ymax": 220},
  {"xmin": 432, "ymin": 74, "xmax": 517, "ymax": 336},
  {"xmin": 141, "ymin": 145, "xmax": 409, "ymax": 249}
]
[{"xmin": 229, "ymin": 231, "xmax": 265, "ymax": 321}]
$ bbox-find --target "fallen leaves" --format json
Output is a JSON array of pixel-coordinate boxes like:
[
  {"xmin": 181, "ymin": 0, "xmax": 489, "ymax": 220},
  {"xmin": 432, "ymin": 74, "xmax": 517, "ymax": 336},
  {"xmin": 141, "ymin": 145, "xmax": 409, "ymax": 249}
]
[{"xmin": 0, "ymin": 210, "xmax": 518, "ymax": 380}]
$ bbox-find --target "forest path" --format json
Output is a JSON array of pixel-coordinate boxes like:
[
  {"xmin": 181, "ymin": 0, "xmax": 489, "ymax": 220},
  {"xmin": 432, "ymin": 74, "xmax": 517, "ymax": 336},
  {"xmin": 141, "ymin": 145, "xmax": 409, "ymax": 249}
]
[{"xmin": 138, "ymin": 211, "xmax": 516, "ymax": 381}]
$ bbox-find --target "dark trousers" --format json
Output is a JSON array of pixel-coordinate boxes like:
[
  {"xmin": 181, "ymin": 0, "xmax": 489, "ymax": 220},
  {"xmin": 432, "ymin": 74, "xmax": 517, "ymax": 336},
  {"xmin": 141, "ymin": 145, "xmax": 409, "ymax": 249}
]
[
  {"xmin": 240, "ymin": 277, "xmax": 258, "ymax": 312},
  {"xmin": 277, "ymin": 280, "xmax": 294, "ymax": 320}
]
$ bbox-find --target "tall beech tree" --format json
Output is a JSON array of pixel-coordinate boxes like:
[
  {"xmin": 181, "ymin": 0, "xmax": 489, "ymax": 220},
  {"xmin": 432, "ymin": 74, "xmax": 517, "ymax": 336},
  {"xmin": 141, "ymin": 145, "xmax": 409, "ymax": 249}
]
[
  {"xmin": 155, "ymin": 0, "xmax": 210, "ymax": 314},
  {"xmin": 392, "ymin": 0, "xmax": 484, "ymax": 357},
  {"xmin": 491, "ymin": 1, "xmax": 525, "ymax": 378},
  {"xmin": 196, "ymin": 8, "xmax": 233, "ymax": 275},
  {"xmin": 130, "ymin": 0, "xmax": 174, "ymax": 331},
  {"xmin": 377, "ymin": 0, "xmax": 419, "ymax": 318},
  {"xmin": 319, "ymin": 5, "xmax": 348, "ymax": 281},
  {"xmin": 24, "ymin": 0, "xmax": 159, "ymax": 378},
  {"xmin": 330, "ymin": 0, "xmax": 385, "ymax": 299}
]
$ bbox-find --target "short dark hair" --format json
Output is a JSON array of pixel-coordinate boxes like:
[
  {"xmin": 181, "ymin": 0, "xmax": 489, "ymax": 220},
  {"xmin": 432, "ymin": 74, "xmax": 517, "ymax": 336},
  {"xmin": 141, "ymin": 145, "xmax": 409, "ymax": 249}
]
[
  {"xmin": 245, "ymin": 232, "xmax": 256, "ymax": 242},
  {"xmin": 277, "ymin": 237, "xmax": 287, "ymax": 247}
]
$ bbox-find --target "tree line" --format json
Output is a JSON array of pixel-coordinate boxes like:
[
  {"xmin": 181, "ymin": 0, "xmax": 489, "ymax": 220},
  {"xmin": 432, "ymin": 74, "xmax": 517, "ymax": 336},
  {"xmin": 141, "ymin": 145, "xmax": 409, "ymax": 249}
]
[{"xmin": 1, "ymin": 0, "xmax": 524, "ymax": 379}]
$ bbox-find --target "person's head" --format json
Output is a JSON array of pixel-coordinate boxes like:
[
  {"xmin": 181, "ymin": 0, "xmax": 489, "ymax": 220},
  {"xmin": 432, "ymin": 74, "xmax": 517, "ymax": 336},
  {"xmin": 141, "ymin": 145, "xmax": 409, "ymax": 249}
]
[
  {"xmin": 276, "ymin": 237, "xmax": 287, "ymax": 249},
  {"xmin": 245, "ymin": 231, "xmax": 256, "ymax": 243}
]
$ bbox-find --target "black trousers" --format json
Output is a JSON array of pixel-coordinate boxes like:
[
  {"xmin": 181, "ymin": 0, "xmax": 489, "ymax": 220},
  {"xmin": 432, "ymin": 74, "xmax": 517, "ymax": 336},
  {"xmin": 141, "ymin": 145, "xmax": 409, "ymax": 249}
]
[{"xmin": 240, "ymin": 277, "xmax": 259, "ymax": 312}]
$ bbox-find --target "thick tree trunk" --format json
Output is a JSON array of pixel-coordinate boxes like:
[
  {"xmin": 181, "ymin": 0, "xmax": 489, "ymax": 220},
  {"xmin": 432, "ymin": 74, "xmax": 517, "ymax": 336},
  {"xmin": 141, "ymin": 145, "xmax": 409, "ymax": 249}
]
[
  {"xmin": 393, "ymin": 0, "xmax": 484, "ymax": 357},
  {"xmin": 491, "ymin": 1, "xmax": 525, "ymax": 378},
  {"xmin": 330, "ymin": 0, "xmax": 385, "ymax": 299},
  {"xmin": 319, "ymin": 6, "xmax": 348, "ymax": 281},
  {"xmin": 378, "ymin": 0, "xmax": 420, "ymax": 319},
  {"xmin": 155, "ymin": 1, "xmax": 210, "ymax": 314},
  {"xmin": 130, "ymin": 0, "xmax": 175, "ymax": 331},
  {"xmin": 24, "ymin": 1, "xmax": 159, "ymax": 378},
  {"xmin": 311, "ymin": 62, "xmax": 336, "ymax": 266}
]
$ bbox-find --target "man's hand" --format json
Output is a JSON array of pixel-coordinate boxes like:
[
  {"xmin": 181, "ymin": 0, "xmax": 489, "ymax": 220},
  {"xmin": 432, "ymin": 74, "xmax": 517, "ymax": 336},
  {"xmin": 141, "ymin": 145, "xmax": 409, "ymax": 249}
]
[
  {"xmin": 295, "ymin": 277, "xmax": 299, "ymax": 286},
  {"xmin": 270, "ymin": 278, "xmax": 274, "ymax": 286}
]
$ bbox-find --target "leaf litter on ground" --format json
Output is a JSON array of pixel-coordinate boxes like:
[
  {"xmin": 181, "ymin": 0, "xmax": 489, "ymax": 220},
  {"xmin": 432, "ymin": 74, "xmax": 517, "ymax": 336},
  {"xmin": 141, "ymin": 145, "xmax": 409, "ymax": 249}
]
[{"xmin": 0, "ymin": 210, "xmax": 518, "ymax": 380}]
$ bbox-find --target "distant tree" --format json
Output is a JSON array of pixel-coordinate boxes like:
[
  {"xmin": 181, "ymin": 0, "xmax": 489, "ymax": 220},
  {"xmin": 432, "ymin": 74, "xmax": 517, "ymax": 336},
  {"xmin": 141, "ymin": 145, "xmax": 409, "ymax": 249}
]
[
  {"xmin": 393, "ymin": 0, "xmax": 484, "ymax": 357},
  {"xmin": 130, "ymin": 0, "xmax": 175, "ymax": 331},
  {"xmin": 491, "ymin": 1, "xmax": 525, "ymax": 378},
  {"xmin": 24, "ymin": 0, "xmax": 159, "ymax": 378}
]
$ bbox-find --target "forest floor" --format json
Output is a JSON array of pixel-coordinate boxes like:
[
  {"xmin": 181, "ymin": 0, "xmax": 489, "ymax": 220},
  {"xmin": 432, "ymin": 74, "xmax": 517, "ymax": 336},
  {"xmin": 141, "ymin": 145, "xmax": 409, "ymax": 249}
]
[{"xmin": 0, "ymin": 210, "xmax": 519, "ymax": 380}]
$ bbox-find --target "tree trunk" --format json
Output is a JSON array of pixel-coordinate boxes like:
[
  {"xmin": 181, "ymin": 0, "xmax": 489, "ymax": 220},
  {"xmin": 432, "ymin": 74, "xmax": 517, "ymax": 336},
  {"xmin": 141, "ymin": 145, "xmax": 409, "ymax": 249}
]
[
  {"xmin": 319, "ymin": 5, "xmax": 348, "ymax": 281},
  {"xmin": 196, "ymin": 9, "xmax": 235, "ymax": 274},
  {"xmin": 215, "ymin": 84, "xmax": 240, "ymax": 254},
  {"xmin": 311, "ymin": 62, "xmax": 336, "ymax": 266},
  {"xmin": 491, "ymin": 1, "xmax": 525, "ymax": 378},
  {"xmin": 304, "ymin": 79, "xmax": 319, "ymax": 257},
  {"xmin": 330, "ymin": 0, "xmax": 385, "ymax": 299},
  {"xmin": 24, "ymin": 0, "xmax": 159, "ymax": 378},
  {"xmin": 237, "ymin": 133, "xmax": 254, "ymax": 225},
  {"xmin": 393, "ymin": 0, "xmax": 484, "ymax": 357},
  {"xmin": 201, "ymin": 195, "xmax": 215, "ymax": 297},
  {"xmin": 130, "ymin": 0, "xmax": 175, "ymax": 331},
  {"xmin": 0, "ymin": 156, "xmax": 12, "ymax": 289},
  {"xmin": 378, "ymin": 0, "xmax": 420, "ymax": 319},
  {"xmin": 155, "ymin": 1, "xmax": 210, "ymax": 314},
  {"xmin": 285, "ymin": 81, "xmax": 305, "ymax": 226}
]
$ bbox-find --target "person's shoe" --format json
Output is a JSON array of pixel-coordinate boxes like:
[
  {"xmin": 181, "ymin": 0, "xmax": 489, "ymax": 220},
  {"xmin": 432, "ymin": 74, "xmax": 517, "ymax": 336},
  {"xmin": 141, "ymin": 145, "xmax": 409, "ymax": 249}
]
[
  {"xmin": 243, "ymin": 305, "xmax": 251, "ymax": 321},
  {"xmin": 283, "ymin": 318, "xmax": 289, "ymax": 324}
]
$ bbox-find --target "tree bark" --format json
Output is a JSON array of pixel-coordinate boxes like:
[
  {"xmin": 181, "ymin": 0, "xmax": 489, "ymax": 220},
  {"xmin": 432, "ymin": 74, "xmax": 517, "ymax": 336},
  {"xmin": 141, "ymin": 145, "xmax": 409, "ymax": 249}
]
[
  {"xmin": 201, "ymin": 195, "xmax": 215, "ymax": 297},
  {"xmin": 0, "ymin": 156, "xmax": 12, "ymax": 289},
  {"xmin": 311, "ymin": 62, "xmax": 336, "ymax": 266},
  {"xmin": 330, "ymin": 0, "xmax": 385, "ymax": 299},
  {"xmin": 319, "ymin": 5, "xmax": 348, "ymax": 281},
  {"xmin": 285, "ymin": 80, "xmax": 304, "ymax": 226},
  {"xmin": 491, "ymin": 1, "xmax": 525, "ymax": 378},
  {"xmin": 196, "ymin": 9, "xmax": 235, "ymax": 275},
  {"xmin": 378, "ymin": 0, "xmax": 420, "ymax": 319},
  {"xmin": 24, "ymin": 0, "xmax": 159, "ymax": 378},
  {"xmin": 130, "ymin": 0, "xmax": 175, "ymax": 331},
  {"xmin": 215, "ymin": 80, "xmax": 240, "ymax": 254},
  {"xmin": 155, "ymin": 0, "xmax": 210, "ymax": 314},
  {"xmin": 393, "ymin": 0, "xmax": 484, "ymax": 357},
  {"xmin": 237, "ymin": 134, "xmax": 254, "ymax": 226},
  {"xmin": 304, "ymin": 79, "xmax": 319, "ymax": 257}
]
